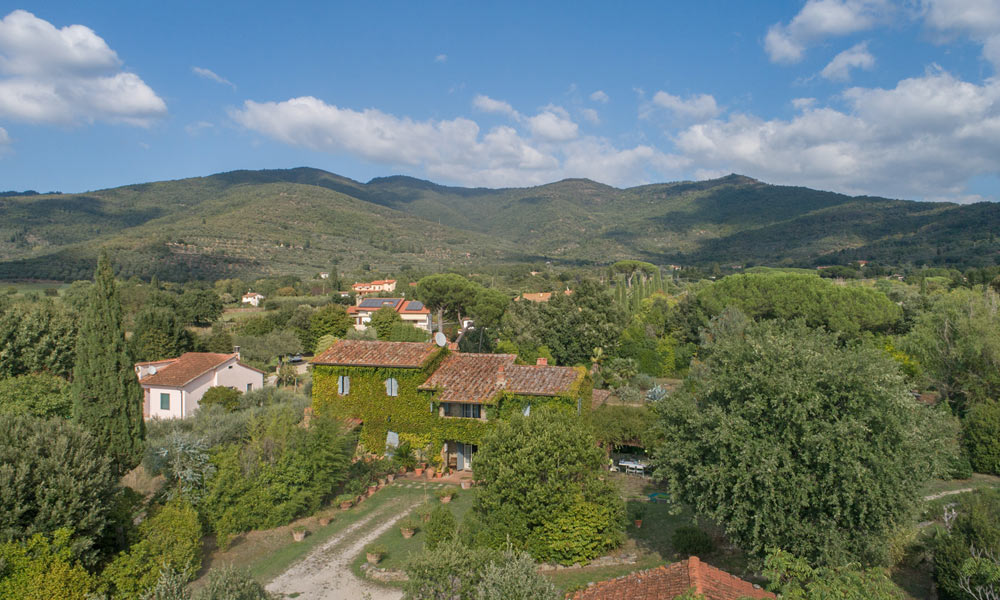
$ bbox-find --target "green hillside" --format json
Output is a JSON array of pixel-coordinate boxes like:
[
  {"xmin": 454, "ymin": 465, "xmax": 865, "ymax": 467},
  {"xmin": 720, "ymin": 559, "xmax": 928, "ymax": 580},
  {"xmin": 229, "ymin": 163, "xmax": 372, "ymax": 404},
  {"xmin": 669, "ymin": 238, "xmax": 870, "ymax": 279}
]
[{"xmin": 2, "ymin": 167, "xmax": 998, "ymax": 281}]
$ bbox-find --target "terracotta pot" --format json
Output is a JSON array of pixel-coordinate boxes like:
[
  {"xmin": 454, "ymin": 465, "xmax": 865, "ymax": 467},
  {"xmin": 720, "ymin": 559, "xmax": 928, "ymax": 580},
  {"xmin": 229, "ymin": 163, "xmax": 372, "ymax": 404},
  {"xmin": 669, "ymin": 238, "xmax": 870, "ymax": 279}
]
[
  {"xmin": 293, "ymin": 530, "xmax": 306, "ymax": 542},
  {"xmin": 340, "ymin": 501, "xmax": 353, "ymax": 510},
  {"xmin": 319, "ymin": 516, "xmax": 331, "ymax": 526},
  {"xmin": 434, "ymin": 471, "xmax": 443, "ymax": 479},
  {"xmin": 634, "ymin": 519, "xmax": 643, "ymax": 529},
  {"xmin": 379, "ymin": 479, "xmax": 386, "ymax": 487},
  {"xmin": 401, "ymin": 528, "xmax": 415, "ymax": 539},
  {"xmin": 460, "ymin": 480, "xmax": 472, "ymax": 490},
  {"xmin": 387, "ymin": 474, "xmax": 395, "ymax": 483},
  {"xmin": 368, "ymin": 486, "xmax": 377, "ymax": 496},
  {"xmin": 366, "ymin": 553, "xmax": 382, "ymax": 564},
  {"xmin": 357, "ymin": 495, "xmax": 365, "ymax": 504},
  {"xmin": 414, "ymin": 467, "xmax": 424, "ymax": 476},
  {"xmin": 440, "ymin": 495, "xmax": 452, "ymax": 503},
  {"xmin": 426, "ymin": 467, "xmax": 436, "ymax": 478}
]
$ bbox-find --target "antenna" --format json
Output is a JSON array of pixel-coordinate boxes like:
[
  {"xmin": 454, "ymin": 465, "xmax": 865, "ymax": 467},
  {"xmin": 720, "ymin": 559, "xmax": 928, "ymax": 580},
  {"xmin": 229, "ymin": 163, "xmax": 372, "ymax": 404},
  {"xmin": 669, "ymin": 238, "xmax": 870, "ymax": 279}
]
[
  {"xmin": 434, "ymin": 332, "xmax": 447, "ymax": 347},
  {"xmin": 148, "ymin": 365, "xmax": 157, "ymax": 375}
]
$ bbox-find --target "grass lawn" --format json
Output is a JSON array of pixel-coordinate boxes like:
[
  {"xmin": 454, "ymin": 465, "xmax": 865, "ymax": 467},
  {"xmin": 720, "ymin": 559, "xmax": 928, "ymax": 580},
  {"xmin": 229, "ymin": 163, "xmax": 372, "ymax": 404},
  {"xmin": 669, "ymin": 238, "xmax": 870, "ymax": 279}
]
[
  {"xmin": 920, "ymin": 473, "xmax": 1000, "ymax": 498},
  {"xmin": 350, "ymin": 484, "xmax": 471, "ymax": 581}
]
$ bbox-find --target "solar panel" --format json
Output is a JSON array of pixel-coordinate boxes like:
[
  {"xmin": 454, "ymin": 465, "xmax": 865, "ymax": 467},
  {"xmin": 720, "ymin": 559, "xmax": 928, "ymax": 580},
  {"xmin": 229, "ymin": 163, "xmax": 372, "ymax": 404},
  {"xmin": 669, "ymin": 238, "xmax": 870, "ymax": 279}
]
[
  {"xmin": 359, "ymin": 298, "xmax": 389, "ymax": 308},
  {"xmin": 406, "ymin": 301, "xmax": 424, "ymax": 310}
]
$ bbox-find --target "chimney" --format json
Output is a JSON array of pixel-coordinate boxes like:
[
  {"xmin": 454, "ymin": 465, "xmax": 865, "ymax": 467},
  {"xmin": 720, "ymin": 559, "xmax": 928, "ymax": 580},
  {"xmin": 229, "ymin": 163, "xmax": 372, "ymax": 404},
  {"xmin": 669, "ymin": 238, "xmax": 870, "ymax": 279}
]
[
  {"xmin": 536, "ymin": 357, "xmax": 548, "ymax": 366},
  {"xmin": 497, "ymin": 365, "xmax": 506, "ymax": 388},
  {"xmin": 233, "ymin": 346, "xmax": 240, "ymax": 359}
]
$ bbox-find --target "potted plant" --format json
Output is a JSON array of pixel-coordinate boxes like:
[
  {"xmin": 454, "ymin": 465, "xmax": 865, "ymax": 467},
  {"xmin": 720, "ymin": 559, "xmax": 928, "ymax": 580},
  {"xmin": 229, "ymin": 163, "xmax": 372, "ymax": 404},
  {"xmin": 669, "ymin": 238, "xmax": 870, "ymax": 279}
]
[
  {"xmin": 386, "ymin": 473, "xmax": 395, "ymax": 483},
  {"xmin": 436, "ymin": 486, "xmax": 458, "ymax": 504},
  {"xmin": 425, "ymin": 465, "xmax": 436, "ymax": 478},
  {"xmin": 414, "ymin": 465, "xmax": 424, "ymax": 476},
  {"xmin": 318, "ymin": 515, "xmax": 332, "ymax": 526},
  {"xmin": 418, "ymin": 505, "xmax": 432, "ymax": 523},
  {"xmin": 336, "ymin": 494, "xmax": 354, "ymax": 510},
  {"xmin": 399, "ymin": 518, "xmax": 418, "ymax": 539},
  {"xmin": 630, "ymin": 503, "xmax": 647, "ymax": 529},
  {"xmin": 292, "ymin": 525, "xmax": 307, "ymax": 542},
  {"xmin": 460, "ymin": 479, "xmax": 472, "ymax": 490},
  {"xmin": 365, "ymin": 544, "xmax": 386, "ymax": 564},
  {"xmin": 367, "ymin": 483, "xmax": 378, "ymax": 496}
]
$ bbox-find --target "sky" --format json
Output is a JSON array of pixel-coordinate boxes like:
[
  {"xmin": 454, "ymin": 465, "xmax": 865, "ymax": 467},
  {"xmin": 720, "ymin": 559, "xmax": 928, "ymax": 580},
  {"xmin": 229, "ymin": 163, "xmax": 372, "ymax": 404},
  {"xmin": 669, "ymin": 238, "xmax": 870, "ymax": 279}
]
[{"xmin": 1, "ymin": 1, "xmax": 999, "ymax": 202}]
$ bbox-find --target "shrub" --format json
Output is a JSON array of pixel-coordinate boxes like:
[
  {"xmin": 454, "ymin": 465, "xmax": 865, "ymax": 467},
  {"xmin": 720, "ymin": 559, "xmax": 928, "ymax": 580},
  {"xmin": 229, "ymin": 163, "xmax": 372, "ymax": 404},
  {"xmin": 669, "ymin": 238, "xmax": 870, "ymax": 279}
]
[
  {"xmin": 0, "ymin": 529, "xmax": 97, "ymax": 600},
  {"xmin": 366, "ymin": 544, "xmax": 386, "ymax": 557},
  {"xmin": 965, "ymin": 400, "xmax": 1000, "ymax": 475},
  {"xmin": 672, "ymin": 526, "xmax": 715, "ymax": 557},
  {"xmin": 425, "ymin": 505, "xmax": 457, "ymax": 550},
  {"xmin": 0, "ymin": 373, "xmax": 72, "ymax": 418},
  {"xmin": 436, "ymin": 486, "xmax": 458, "ymax": 500},
  {"xmin": 144, "ymin": 431, "xmax": 215, "ymax": 504},
  {"xmin": 0, "ymin": 414, "xmax": 119, "ymax": 568},
  {"xmin": 194, "ymin": 567, "xmax": 273, "ymax": 600},
  {"xmin": 141, "ymin": 568, "xmax": 191, "ymax": 600},
  {"xmin": 933, "ymin": 489, "xmax": 1000, "ymax": 600},
  {"xmin": 476, "ymin": 546, "xmax": 560, "ymax": 600},
  {"xmin": 530, "ymin": 498, "xmax": 623, "ymax": 565},
  {"xmin": 103, "ymin": 498, "xmax": 203, "ymax": 598},
  {"xmin": 200, "ymin": 387, "xmax": 243, "ymax": 412}
]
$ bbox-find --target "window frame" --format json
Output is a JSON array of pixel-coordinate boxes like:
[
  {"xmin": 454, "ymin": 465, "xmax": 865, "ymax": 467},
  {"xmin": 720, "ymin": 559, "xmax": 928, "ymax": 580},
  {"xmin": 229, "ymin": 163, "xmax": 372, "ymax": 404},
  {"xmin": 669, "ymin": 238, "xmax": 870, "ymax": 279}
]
[
  {"xmin": 385, "ymin": 377, "xmax": 399, "ymax": 397},
  {"xmin": 338, "ymin": 375, "xmax": 350, "ymax": 395},
  {"xmin": 160, "ymin": 392, "xmax": 170, "ymax": 411}
]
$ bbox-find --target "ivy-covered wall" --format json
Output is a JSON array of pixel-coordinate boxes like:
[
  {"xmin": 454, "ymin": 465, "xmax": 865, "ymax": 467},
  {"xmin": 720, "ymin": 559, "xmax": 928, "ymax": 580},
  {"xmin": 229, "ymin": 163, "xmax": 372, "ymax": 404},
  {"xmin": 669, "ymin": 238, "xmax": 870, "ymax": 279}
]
[{"xmin": 313, "ymin": 357, "xmax": 593, "ymax": 465}]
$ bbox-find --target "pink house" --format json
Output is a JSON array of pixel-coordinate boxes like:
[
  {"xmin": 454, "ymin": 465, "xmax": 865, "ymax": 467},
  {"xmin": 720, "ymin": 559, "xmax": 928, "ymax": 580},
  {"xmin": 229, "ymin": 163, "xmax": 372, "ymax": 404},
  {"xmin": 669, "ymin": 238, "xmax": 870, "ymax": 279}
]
[{"xmin": 135, "ymin": 352, "xmax": 265, "ymax": 419}]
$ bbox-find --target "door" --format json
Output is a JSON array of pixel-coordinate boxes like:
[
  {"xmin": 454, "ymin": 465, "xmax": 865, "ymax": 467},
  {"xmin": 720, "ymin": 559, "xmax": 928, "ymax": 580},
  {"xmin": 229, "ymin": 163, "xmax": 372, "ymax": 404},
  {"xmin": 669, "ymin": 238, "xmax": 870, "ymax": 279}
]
[{"xmin": 456, "ymin": 443, "xmax": 465, "ymax": 471}]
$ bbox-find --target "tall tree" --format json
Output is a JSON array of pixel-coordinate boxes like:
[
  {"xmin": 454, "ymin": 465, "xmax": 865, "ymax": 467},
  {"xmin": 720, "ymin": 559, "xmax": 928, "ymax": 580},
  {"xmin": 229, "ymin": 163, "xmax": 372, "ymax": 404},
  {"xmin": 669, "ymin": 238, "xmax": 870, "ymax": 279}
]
[
  {"xmin": 369, "ymin": 306, "xmax": 403, "ymax": 340},
  {"xmin": 71, "ymin": 251, "xmax": 145, "ymax": 477},
  {"xmin": 130, "ymin": 306, "xmax": 193, "ymax": 362},
  {"xmin": 415, "ymin": 273, "xmax": 479, "ymax": 332}
]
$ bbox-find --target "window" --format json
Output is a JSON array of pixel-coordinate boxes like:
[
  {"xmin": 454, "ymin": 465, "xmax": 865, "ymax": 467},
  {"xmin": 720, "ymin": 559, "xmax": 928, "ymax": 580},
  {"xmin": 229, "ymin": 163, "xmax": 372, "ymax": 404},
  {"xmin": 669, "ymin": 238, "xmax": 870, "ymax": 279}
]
[
  {"xmin": 246, "ymin": 383, "xmax": 253, "ymax": 392},
  {"xmin": 385, "ymin": 377, "xmax": 399, "ymax": 397},
  {"xmin": 338, "ymin": 375, "xmax": 350, "ymax": 395},
  {"xmin": 160, "ymin": 392, "xmax": 170, "ymax": 410},
  {"xmin": 461, "ymin": 403, "xmax": 482, "ymax": 419}
]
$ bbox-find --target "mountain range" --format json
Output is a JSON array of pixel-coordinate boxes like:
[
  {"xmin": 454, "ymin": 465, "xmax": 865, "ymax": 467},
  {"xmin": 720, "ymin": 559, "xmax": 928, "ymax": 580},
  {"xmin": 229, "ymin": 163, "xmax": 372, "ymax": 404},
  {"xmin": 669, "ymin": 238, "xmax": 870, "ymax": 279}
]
[{"xmin": 1, "ymin": 167, "xmax": 997, "ymax": 281}]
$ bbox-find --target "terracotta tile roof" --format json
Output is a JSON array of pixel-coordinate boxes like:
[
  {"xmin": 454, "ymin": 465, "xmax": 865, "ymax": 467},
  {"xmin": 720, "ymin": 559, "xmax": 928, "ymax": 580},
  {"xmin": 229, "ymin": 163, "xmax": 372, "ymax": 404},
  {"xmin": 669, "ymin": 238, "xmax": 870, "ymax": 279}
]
[
  {"xmin": 515, "ymin": 289, "xmax": 573, "ymax": 303},
  {"xmin": 346, "ymin": 298, "xmax": 430, "ymax": 315},
  {"xmin": 567, "ymin": 557, "xmax": 774, "ymax": 600},
  {"xmin": 311, "ymin": 339, "xmax": 440, "ymax": 368},
  {"xmin": 506, "ymin": 364, "xmax": 579, "ymax": 396},
  {"xmin": 592, "ymin": 389, "xmax": 612, "ymax": 408},
  {"xmin": 138, "ymin": 353, "xmax": 237, "ymax": 387},
  {"xmin": 418, "ymin": 353, "xmax": 516, "ymax": 403}
]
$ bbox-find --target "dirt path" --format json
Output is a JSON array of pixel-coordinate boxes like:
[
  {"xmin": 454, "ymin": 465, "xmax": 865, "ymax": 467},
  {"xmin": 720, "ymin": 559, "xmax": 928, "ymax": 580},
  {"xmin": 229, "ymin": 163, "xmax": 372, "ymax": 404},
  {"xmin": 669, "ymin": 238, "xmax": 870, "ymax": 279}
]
[{"xmin": 267, "ymin": 497, "xmax": 421, "ymax": 600}]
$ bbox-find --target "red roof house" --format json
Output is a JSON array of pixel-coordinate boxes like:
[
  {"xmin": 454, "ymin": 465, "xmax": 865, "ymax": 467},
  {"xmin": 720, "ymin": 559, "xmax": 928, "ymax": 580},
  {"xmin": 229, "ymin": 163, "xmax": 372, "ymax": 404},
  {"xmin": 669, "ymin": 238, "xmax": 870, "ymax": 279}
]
[{"xmin": 567, "ymin": 557, "xmax": 775, "ymax": 600}]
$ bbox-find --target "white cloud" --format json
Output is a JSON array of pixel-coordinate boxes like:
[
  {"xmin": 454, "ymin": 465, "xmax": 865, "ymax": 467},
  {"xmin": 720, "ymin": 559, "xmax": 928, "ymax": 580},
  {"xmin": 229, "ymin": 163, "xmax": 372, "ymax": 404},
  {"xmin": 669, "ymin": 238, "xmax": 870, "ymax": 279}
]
[
  {"xmin": 589, "ymin": 90, "xmax": 609, "ymax": 103},
  {"xmin": 581, "ymin": 107, "xmax": 600, "ymax": 124},
  {"xmin": 792, "ymin": 97, "xmax": 818, "ymax": 109},
  {"xmin": 652, "ymin": 90, "xmax": 721, "ymax": 121},
  {"xmin": 0, "ymin": 10, "xmax": 165, "ymax": 125},
  {"xmin": 472, "ymin": 94, "xmax": 519, "ymax": 118},
  {"xmin": 527, "ymin": 108, "xmax": 579, "ymax": 141},
  {"xmin": 230, "ymin": 96, "xmax": 681, "ymax": 187},
  {"xmin": 920, "ymin": 0, "xmax": 1000, "ymax": 68},
  {"xmin": 820, "ymin": 41, "xmax": 876, "ymax": 80},
  {"xmin": 185, "ymin": 120, "xmax": 214, "ymax": 135},
  {"xmin": 192, "ymin": 66, "xmax": 235, "ymax": 89},
  {"xmin": 765, "ymin": 0, "xmax": 889, "ymax": 63},
  {"xmin": 435, "ymin": 54, "xmax": 448, "ymax": 63},
  {"xmin": 673, "ymin": 70, "xmax": 1000, "ymax": 199}
]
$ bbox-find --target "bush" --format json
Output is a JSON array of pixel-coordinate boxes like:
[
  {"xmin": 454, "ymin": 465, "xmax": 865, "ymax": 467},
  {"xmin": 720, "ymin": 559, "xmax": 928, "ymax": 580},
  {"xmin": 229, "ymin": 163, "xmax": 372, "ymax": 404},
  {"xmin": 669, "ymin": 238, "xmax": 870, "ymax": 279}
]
[
  {"xmin": 672, "ymin": 525, "xmax": 715, "ymax": 557},
  {"xmin": 0, "ymin": 414, "xmax": 120, "ymax": 568},
  {"xmin": 200, "ymin": 387, "xmax": 243, "ymax": 412},
  {"xmin": 142, "ymin": 568, "xmax": 191, "ymax": 600},
  {"xmin": 965, "ymin": 400, "xmax": 1000, "ymax": 475},
  {"xmin": 144, "ymin": 431, "xmax": 215, "ymax": 504},
  {"xmin": 0, "ymin": 529, "xmax": 97, "ymax": 600},
  {"xmin": 103, "ymin": 498, "xmax": 203, "ymax": 598},
  {"xmin": 476, "ymin": 546, "xmax": 560, "ymax": 600},
  {"xmin": 0, "ymin": 373, "xmax": 72, "ymax": 418},
  {"xmin": 425, "ymin": 505, "xmax": 457, "ymax": 550},
  {"xmin": 194, "ymin": 567, "xmax": 273, "ymax": 600},
  {"xmin": 933, "ymin": 489, "xmax": 1000, "ymax": 600},
  {"xmin": 530, "ymin": 498, "xmax": 623, "ymax": 565},
  {"xmin": 404, "ymin": 543, "xmax": 557, "ymax": 600}
]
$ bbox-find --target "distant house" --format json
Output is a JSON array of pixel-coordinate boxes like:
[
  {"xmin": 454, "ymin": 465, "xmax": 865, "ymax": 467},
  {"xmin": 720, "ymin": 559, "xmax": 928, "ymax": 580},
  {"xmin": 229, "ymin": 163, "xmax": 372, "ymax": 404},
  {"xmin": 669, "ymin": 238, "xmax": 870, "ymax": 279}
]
[
  {"xmin": 311, "ymin": 340, "xmax": 590, "ymax": 471},
  {"xmin": 515, "ymin": 289, "xmax": 573, "ymax": 303},
  {"xmin": 567, "ymin": 557, "xmax": 775, "ymax": 600},
  {"xmin": 319, "ymin": 272, "xmax": 330, "ymax": 279},
  {"xmin": 347, "ymin": 297, "xmax": 432, "ymax": 332},
  {"xmin": 241, "ymin": 292, "xmax": 264, "ymax": 307},
  {"xmin": 135, "ymin": 352, "xmax": 265, "ymax": 420},
  {"xmin": 352, "ymin": 279, "xmax": 397, "ymax": 294}
]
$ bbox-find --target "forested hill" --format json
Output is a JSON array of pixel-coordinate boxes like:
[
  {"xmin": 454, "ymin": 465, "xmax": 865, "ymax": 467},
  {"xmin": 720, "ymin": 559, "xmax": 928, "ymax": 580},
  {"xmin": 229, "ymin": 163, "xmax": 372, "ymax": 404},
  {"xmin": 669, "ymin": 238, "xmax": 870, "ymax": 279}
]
[{"xmin": 1, "ymin": 167, "xmax": 998, "ymax": 281}]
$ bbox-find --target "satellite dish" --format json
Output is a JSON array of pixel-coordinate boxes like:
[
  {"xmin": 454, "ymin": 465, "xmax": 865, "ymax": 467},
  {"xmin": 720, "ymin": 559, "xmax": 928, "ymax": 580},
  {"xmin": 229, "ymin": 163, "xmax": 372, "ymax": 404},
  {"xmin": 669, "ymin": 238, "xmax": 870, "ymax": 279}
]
[
  {"xmin": 434, "ymin": 332, "xmax": 447, "ymax": 347},
  {"xmin": 148, "ymin": 365, "xmax": 157, "ymax": 375}
]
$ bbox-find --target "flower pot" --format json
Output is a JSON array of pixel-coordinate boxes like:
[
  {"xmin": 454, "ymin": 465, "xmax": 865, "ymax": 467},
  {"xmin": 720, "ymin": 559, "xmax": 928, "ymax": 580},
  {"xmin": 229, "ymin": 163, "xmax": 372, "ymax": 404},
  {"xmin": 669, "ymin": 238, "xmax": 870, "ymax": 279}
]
[
  {"xmin": 319, "ymin": 516, "xmax": 331, "ymax": 526},
  {"xmin": 340, "ymin": 501, "xmax": 353, "ymax": 510},
  {"xmin": 434, "ymin": 471, "xmax": 443, "ymax": 479},
  {"xmin": 366, "ymin": 552, "xmax": 382, "ymax": 564},
  {"xmin": 357, "ymin": 495, "xmax": 365, "ymax": 504},
  {"xmin": 634, "ymin": 519, "xmax": 642, "ymax": 529},
  {"xmin": 387, "ymin": 473, "xmax": 395, "ymax": 483},
  {"xmin": 368, "ymin": 486, "xmax": 377, "ymax": 496},
  {"xmin": 440, "ymin": 495, "xmax": 452, "ymax": 503},
  {"xmin": 460, "ymin": 480, "xmax": 472, "ymax": 490},
  {"xmin": 293, "ymin": 530, "xmax": 306, "ymax": 542},
  {"xmin": 426, "ymin": 467, "xmax": 436, "ymax": 478},
  {"xmin": 379, "ymin": 479, "xmax": 386, "ymax": 487},
  {"xmin": 414, "ymin": 467, "xmax": 424, "ymax": 476},
  {"xmin": 401, "ymin": 527, "xmax": 415, "ymax": 539}
]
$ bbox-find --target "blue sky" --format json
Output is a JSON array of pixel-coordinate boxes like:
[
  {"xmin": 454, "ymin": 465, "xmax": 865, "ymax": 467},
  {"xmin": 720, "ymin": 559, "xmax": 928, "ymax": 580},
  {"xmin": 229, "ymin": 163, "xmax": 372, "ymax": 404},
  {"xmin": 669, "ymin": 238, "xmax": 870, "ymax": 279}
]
[{"xmin": 1, "ymin": 1, "xmax": 999, "ymax": 201}]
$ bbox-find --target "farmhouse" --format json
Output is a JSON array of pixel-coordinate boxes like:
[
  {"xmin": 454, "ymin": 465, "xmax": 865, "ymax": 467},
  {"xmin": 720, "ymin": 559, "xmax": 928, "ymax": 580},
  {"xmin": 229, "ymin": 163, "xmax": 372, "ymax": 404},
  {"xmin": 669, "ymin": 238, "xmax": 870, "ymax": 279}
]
[
  {"xmin": 311, "ymin": 339, "xmax": 590, "ymax": 471},
  {"xmin": 346, "ymin": 297, "xmax": 432, "ymax": 332},
  {"xmin": 135, "ymin": 351, "xmax": 264, "ymax": 420},
  {"xmin": 352, "ymin": 279, "xmax": 397, "ymax": 294},
  {"xmin": 241, "ymin": 292, "xmax": 264, "ymax": 307}
]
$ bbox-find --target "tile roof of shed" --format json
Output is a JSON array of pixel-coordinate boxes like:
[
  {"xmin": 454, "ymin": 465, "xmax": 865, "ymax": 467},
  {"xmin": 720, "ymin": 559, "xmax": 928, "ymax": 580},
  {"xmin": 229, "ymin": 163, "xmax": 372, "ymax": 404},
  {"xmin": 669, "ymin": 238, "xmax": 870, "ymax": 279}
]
[
  {"xmin": 506, "ymin": 364, "xmax": 579, "ymax": 396},
  {"xmin": 138, "ymin": 353, "xmax": 239, "ymax": 387},
  {"xmin": 567, "ymin": 557, "xmax": 775, "ymax": 600},
  {"xmin": 311, "ymin": 339, "xmax": 440, "ymax": 368},
  {"xmin": 418, "ymin": 353, "xmax": 516, "ymax": 403}
]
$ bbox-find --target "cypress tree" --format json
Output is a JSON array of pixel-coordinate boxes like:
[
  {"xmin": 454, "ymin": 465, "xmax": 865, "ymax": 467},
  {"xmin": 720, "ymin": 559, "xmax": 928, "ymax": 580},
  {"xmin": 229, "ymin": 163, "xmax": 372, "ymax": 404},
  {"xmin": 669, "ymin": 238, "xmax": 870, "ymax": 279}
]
[{"xmin": 72, "ymin": 251, "xmax": 144, "ymax": 476}]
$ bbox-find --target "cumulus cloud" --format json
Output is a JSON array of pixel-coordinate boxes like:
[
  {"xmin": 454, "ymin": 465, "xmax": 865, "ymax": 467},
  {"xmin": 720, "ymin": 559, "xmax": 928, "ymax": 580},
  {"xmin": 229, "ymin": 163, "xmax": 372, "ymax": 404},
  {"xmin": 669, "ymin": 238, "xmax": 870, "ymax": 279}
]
[
  {"xmin": 435, "ymin": 54, "xmax": 448, "ymax": 63},
  {"xmin": 473, "ymin": 94, "xmax": 519, "ymax": 118},
  {"xmin": 765, "ymin": 0, "xmax": 889, "ymax": 63},
  {"xmin": 0, "ymin": 10, "xmax": 165, "ymax": 126},
  {"xmin": 192, "ymin": 66, "xmax": 235, "ymax": 89},
  {"xmin": 589, "ymin": 90, "xmax": 609, "ymax": 103},
  {"xmin": 580, "ymin": 107, "xmax": 600, "ymax": 124},
  {"xmin": 920, "ymin": 0, "xmax": 1000, "ymax": 68},
  {"xmin": 652, "ymin": 91, "xmax": 721, "ymax": 121},
  {"xmin": 821, "ymin": 41, "xmax": 876, "ymax": 80},
  {"xmin": 230, "ymin": 96, "xmax": 680, "ymax": 187},
  {"xmin": 673, "ymin": 70, "xmax": 1000, "ymax": 199}
]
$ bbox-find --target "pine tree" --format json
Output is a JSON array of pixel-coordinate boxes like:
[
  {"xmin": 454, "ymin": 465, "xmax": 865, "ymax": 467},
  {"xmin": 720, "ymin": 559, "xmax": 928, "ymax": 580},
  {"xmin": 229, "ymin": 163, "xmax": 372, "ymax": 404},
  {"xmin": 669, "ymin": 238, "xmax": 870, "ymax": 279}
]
[{"xmin": 72, "ymin": 251, "xmax": 144, "ymax": 476}]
